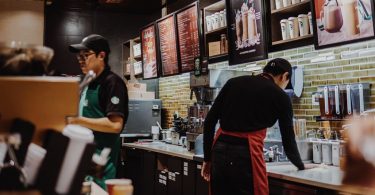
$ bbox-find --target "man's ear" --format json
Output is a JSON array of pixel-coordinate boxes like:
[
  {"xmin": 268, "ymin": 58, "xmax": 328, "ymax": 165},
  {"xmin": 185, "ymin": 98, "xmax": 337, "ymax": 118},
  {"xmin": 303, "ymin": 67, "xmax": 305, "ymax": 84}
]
[
  {"xmin": 98, "ymin": 51, "xmax": 106, "ymax": 60},
  {"xmin": 283, "ymin": 72, "xmax": 289, "ymax": 81}
]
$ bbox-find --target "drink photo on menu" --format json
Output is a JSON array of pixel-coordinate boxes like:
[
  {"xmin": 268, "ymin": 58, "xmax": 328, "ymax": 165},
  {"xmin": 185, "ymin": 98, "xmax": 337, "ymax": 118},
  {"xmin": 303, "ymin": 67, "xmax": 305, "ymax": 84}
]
[
  {"xmin": 312, "ymin": 0, "xmax": 375, "ymax": 49},
  {"xmin": 141, "ymin": 24, "xmax": 159, "ymax": 79},
  {"xmin": 226, "ymin": 0, "xmax": 267, "ymax": 65}
]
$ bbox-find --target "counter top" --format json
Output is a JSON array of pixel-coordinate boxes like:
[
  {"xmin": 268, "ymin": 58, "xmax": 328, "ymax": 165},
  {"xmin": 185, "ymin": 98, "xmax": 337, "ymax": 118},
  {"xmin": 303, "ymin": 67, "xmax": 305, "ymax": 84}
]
[
  {"xmin": 123, "ymin": 142, "xmax": 196, "ymax": 160},
  {"xmin": 122, "ymin": 141, "xmax": 374, "ymax": 194},
  {"xmin": 267, "ymin": 164, "xmax": 342, "ymax": 191}
]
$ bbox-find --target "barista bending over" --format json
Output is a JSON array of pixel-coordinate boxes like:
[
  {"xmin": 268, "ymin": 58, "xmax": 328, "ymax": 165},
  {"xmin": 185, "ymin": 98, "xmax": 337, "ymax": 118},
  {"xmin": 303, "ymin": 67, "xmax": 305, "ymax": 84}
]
[
  {"xmin": 66, "ymin": 34, "xmax": 128, "ymax": 188},
  {"xmin": 201, "ymin": 58, "xmax": 317, "ymax": 195}
]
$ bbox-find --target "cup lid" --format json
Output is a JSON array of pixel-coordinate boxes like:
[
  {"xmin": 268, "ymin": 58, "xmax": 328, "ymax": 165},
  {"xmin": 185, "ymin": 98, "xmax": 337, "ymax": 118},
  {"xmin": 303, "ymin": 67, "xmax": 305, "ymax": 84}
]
[
  {"xmin": 105, "ymin": 179, "xmax": 132, "ymax": 185},
  {"xmin": 62, "ymin": 124, "xmax": 94, "ymax": 142}
]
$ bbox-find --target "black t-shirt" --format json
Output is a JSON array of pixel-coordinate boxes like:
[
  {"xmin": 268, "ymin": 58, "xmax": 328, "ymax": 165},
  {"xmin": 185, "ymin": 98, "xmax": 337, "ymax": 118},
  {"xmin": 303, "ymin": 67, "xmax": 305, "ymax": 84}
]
[
  {"xmin": 203, "ymin": 74, "xmax": 304, "ymax": 170},
  {"xmin": 87, "ymin": 68, "xmax": 129, "ymax": 124}
]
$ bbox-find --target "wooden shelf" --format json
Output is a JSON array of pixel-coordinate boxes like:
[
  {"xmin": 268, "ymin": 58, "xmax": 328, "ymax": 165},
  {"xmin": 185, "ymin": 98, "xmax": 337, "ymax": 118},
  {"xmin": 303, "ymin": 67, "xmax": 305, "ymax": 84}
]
[
  {"xmin": 205, "ymin": 26, "xmax": 227, "ymax": 35},
  {"xmin": 314, "ymin": 116, "xmax": 348, "ymax": 122},
  {"xmin": 271, "ymin": 0, "xmax": 310, "ymax": 14},
  {"xmin": 204, "ymin": 0, "xmax": 225, "ymax": 12},
  {"xmin": 134, "ymin": 55, "xmax": 142, "ymax": 59},
  {"xmin": 272, "ymin": 34, "xmax": 313, "ymax": 46},
  {"xmin": 209, "ymin": 53, "xmax": 227, "ymax": 59}
]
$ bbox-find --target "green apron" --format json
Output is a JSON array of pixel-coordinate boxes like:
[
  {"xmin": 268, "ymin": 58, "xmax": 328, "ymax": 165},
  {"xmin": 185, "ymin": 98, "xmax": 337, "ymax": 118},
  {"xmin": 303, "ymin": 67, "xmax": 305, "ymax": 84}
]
[{"xmin": 79, "ymin": 86, "xmax": 120, "ymax": 189}]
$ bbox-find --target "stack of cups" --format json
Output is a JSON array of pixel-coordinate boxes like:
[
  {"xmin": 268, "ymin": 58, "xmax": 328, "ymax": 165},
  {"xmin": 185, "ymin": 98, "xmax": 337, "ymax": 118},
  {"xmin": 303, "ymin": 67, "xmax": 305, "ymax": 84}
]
[{"xmin": 55, "ymin": 125, "xmax": 94, "ymax": 194}]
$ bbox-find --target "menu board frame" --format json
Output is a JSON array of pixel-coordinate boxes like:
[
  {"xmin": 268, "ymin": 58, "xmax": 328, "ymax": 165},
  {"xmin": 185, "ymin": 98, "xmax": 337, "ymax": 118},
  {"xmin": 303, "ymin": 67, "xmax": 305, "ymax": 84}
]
[
  {"xmin": 156, "ymin": 13, "xmax": 181, "ymax": 77},
  {"xmin": 311, "ymin": 0, "xmax": 375, "ymax": 50},
  {"xmin": 226, "ymin": 0, "xmax": 268, "ymax": 65},
  {"xmin": 140, "ymin": 22, "xmax": 160, "ymax": 80},
  {"xmin": 175, "ymin": 2, "xmax": 202, "ymax": 73}
]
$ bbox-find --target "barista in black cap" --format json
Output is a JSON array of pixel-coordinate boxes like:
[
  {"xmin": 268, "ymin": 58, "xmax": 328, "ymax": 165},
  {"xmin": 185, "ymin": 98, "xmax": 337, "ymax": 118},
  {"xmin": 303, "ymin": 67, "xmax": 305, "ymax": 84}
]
[
  {"xmin": 66, "ymin": 34, "xmax": 128, "ymax": 188},
  {"xmin": 201, "ymin": 58, "xmax": 317, "ymax": 195}
]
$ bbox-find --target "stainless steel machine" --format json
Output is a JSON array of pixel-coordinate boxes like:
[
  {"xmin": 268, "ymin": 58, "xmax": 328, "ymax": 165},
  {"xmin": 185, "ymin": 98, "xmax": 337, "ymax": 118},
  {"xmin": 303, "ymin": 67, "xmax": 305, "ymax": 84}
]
[{"xmin": 120, "ymin": 99, "xmax": 162, "ymax": 137}]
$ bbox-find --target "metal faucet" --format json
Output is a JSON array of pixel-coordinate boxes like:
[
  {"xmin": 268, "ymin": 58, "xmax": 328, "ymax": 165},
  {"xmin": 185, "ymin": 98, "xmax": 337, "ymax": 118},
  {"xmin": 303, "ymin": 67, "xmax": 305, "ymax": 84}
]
[{"xmin": 265, "ymin": 145, "xmax": 283, "ymax": 162}]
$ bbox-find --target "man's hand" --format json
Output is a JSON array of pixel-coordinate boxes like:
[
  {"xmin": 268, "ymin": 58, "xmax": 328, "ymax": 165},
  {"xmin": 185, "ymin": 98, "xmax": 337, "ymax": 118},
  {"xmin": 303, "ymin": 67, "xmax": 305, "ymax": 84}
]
[
  {"xmin": 66, "ymin": 116, "xmax": 80, "ymax": 124},
  {"xmin": 201, "ymin": 161, "xmax": 211, "ymax": 181},
  {"xmin": 303, "ymin": 163, "xmax": 319, "ymax": 170}
]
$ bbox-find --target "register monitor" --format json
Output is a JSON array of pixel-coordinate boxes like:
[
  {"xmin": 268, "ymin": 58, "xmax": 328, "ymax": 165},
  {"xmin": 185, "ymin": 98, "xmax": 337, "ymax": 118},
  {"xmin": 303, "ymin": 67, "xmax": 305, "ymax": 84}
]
[{"xmin": 121, "ymin": 99, "xmax": 162, "ymax": 137}]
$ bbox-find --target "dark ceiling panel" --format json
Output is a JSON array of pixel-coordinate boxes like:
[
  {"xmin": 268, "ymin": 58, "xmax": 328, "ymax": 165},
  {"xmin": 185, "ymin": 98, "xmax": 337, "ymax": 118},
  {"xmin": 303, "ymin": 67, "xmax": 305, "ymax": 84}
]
[{"xmin": 49, "ymin": 0, "xmax": 166, "ymax": 14}]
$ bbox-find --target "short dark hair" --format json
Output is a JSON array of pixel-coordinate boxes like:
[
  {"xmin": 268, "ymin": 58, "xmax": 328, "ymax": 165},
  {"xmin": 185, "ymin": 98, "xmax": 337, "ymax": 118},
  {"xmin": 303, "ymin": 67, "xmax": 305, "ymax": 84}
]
[{"xmin": 263, "ymin": 58, "xmax": 292, "ymax": 79}]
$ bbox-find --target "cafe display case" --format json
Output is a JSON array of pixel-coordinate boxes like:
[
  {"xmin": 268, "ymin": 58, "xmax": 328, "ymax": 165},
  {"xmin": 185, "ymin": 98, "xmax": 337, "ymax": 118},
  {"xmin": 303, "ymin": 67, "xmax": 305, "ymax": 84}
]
[
  {"xmin": 122, "ymin": 37, "xmax": 143, "ymax": 79},
  {"xmin": 266, "ymin": 0, "xmax": 314, "ymax": 51},
  {"xmin": 203, "ymin": 0, "xmax": 229, "ymax": 63}
]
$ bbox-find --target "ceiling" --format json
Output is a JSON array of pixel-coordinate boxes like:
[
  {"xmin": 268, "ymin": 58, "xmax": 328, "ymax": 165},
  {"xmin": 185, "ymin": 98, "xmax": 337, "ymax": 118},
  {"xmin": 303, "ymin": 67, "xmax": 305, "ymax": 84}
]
[{"xmin": 48, "ymin": 0, "xmax": 177, "ymax": 14}]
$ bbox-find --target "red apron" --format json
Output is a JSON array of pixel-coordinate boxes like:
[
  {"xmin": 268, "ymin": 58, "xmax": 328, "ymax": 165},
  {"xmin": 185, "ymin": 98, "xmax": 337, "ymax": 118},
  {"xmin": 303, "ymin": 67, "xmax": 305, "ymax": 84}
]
[{"xmin": 210, "ymin": 127, "xmax": 268, "ymax": 195}]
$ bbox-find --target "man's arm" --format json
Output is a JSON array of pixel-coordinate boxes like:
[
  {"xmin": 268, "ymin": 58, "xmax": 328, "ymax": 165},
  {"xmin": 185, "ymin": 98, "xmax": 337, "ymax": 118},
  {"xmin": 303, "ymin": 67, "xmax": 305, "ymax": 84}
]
[
  {"xmin": 67, "ymin": 115, "xmax": 124, "ymax": 133},
  {"xmin": 277, "ymin": 94, "xmax": 305, "ymax": 170}
]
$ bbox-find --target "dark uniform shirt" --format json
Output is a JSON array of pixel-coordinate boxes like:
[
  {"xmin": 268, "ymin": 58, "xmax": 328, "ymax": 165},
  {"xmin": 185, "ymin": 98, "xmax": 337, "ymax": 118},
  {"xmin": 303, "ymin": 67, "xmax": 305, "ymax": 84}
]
[
  {"xmin": 204, "ymin": 74, "xmax": 304, "ymax": 170},
  {"xmin": 80, "ymin": 67, "xmax": 129, "ymax": 184}
]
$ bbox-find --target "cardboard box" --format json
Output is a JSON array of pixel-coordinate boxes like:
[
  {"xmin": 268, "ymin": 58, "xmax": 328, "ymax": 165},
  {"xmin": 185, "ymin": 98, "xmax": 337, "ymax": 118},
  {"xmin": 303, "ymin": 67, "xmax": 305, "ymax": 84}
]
[
  {"xmin": 127, "ymin": 82, "xmax": 147, "ymax": 92},
  {"xmin": 208, "ymin": 41, "xmax": 221, "ymax": 57},
  {"xmin": 133, "ymin": 43, "xmax": 141, "ymax": 57},
  {"xmin": 128, "ymin": 91, "xmax": 155, "ymax": 100}
]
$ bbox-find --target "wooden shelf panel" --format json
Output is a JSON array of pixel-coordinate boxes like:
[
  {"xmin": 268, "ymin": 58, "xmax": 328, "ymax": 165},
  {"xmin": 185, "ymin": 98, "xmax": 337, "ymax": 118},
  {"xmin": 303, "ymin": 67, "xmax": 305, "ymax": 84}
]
[
  {"xmin": 205, "ymin": 26, "xmax": 227, "ymax": 35},
  {"xmin": 271, "ymin": 0, "xmax": 310, "ymax": 14},
  {"xmin": 272, "ymin": 34, "xmax": 313, "ymax": 46},
  {"xmin": 209, "ymin": 53, "xmax": 227, "ymax": 59},
  {"xmin": 314, "ymin": 116, "xmax": 348, "ymax": 122},
  {"xmin": 204, "ymin": 0, "xmax": 225, "ymax": 12}
]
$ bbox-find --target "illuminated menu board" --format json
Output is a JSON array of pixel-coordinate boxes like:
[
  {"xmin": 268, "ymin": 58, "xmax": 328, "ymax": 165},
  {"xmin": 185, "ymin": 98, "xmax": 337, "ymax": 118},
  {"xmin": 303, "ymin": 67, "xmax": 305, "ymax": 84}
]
[
  {"xmin": 157, "ymin": 15, "xmax": 180, "ymax": 76},
  {"xmin": 141, "ymin": 24, "xmax": 158, "ymax": 79},
  {"xmin": 176, "ymin": 4, "xmax": 200, "ymax": 72}
]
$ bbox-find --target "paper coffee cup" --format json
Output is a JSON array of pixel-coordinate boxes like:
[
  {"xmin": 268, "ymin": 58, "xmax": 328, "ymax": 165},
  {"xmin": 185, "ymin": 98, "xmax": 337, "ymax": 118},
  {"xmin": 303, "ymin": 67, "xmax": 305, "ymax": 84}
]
[
  {"xmin": 105, "ymin": 179, "xmax": 132, "ymax": 195},
  {"xmin": 280, "ymin": 19, "xmax": 290, "ymax": 40},
  {"xmin": 298, "ymin": 14, "xmax": 309, "ymax": 36},
  {"xmin": 55, "ymin": 125, "xmax": 94, "ymax": 194},
  {"xmin": 288, "ymin": 17, "xmax": 299, "ymax": 39}
]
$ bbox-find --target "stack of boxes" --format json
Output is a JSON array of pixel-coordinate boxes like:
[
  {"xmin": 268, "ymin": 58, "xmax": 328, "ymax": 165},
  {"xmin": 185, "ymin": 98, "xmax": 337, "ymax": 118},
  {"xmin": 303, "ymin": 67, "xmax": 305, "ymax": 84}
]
[{"xmin": 127, "ymin": 82, "xmax": 155, "ymax": 100}]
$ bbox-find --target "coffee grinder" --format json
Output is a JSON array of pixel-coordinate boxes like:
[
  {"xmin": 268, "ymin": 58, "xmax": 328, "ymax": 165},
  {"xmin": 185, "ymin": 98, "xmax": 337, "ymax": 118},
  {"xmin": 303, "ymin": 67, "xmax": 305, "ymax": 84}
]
[{"xmin": 186, "ymin": 72, "xmax": 216, "ymax": 151}]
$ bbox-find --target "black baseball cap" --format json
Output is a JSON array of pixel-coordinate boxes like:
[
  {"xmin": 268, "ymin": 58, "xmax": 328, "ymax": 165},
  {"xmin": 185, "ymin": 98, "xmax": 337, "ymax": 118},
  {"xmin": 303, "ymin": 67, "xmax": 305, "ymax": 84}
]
[
  {"xmin": 263, "ymin": 58, "xmax": 292, "ymax": 79},
  {"xmin": 69, "ymin": 34, "xmax": 110, "ymax": 54}
]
